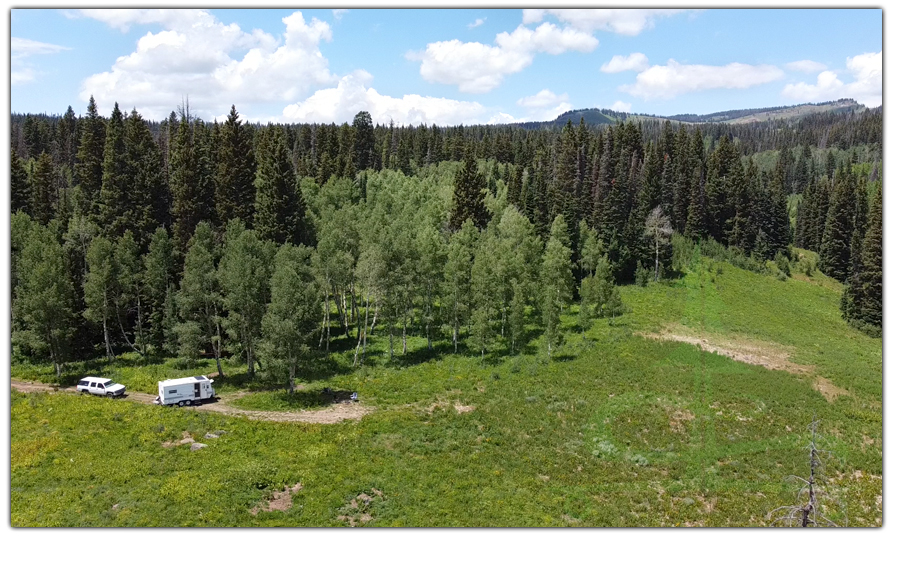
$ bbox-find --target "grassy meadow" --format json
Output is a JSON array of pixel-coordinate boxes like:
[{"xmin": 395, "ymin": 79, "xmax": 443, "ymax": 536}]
[{"xmin": 11, "ymin": 253, "xmax": 882, "ymax": 527}]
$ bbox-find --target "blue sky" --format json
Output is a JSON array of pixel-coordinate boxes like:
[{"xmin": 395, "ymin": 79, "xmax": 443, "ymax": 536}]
[{"xmin": 10, "ymin": 7, "xmax": 883, "ymax": 125}]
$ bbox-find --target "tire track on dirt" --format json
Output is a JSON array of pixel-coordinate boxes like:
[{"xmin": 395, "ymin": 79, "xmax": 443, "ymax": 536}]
[{"xmin": 11, "ymin": 379, "xmax": 373, "ymax": 424}]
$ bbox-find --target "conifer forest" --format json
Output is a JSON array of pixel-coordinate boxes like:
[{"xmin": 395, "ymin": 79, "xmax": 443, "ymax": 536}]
[
  {"xmin": 10, "ymin": 99, "xmax": 883, "ymax": 379},
  {"xmin": 10, "ymin": 97, "xmax": 883, "ymax": 531}
]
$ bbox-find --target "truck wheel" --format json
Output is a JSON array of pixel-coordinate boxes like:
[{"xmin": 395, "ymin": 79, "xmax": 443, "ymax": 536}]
[{"xmin": 106, "ymin": 392, "xmax": 115, "ymax": 398}]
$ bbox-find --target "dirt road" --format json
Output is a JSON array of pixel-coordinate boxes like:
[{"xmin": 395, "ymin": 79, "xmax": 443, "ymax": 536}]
[{"xmin": 11, "ymin": 379, "xmax": 372, "ymax": 424}]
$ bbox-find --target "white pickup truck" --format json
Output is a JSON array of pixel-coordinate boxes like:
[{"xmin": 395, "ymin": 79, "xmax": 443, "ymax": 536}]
[{"xmin": 77, "ymin": 376, "xmax": 127, "ymax": 398}]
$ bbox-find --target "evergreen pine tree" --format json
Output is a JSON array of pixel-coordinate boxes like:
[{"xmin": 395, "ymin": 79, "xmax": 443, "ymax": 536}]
[
  {"xmin": 841, "ymin": 176, "xmax": 870, "ymax": 323},
  {"xmin": 215, "ymin": 105, "xmax": 257, "ymax": 228},
  {"xmin": 30, "ymin": 152, "xmax": 56, "ymax": 225},
  {"xmin": 254, "ymin": 126, "xmax": 307, "ymax": 245},
  {"xmin": 11, "ymin": 148, "xmax": 31, "ymax": 214},
  {"xmin": 858, "ymin": 182, "xmax": 882, "ymax": 328},
  {"xmin": 449, "ymin": 146, "xmax": 489, "ymax": 231},
  {"xmin": 75, "ymin": 95, "xmax": 106, "ymax": 220},
  {"xmin": 170, "ymin": 108, "xmax": 203, "ymax": 256},
  {"xmin": 99, "ymin": 103, "xmax": 130, "ymax": 238},
  {"xmin": 125, "ymin": 109, "xmax": 169, "ymax": 249},
  {"xmin": 819, "ymin": 166, "xmax": 855, "ymax": 280},
  {"xmin": 684, "ymin": 165, "xmax": 708, "ymax": 240}
]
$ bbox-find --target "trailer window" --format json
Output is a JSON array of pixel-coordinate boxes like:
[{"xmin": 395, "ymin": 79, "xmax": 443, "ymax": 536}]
[{"xmin": 168, "ymin": 389, "xmax": 177, "ymax": 394}]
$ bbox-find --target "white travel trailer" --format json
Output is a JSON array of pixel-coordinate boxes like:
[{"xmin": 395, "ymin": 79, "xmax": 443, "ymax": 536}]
[{"xmin": 155, "ymin": 375, "xmax": 215, "ymax": 407}]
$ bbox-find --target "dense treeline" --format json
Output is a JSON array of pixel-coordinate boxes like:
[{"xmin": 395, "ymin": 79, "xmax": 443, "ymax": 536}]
[{"xmin": 10, "ymin": 97, "xmax": 882, "ymax": 382}]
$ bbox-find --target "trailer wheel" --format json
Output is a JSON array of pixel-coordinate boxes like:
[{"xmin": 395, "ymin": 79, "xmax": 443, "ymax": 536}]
[{"xmin": 177, "ymin": 400, "xmax": 186, "ymax": 407}]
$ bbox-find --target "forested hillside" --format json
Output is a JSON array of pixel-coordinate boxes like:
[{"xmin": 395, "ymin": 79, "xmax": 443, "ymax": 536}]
[{"xmin": 9, "ymin": 98, "xmax": 882, "ymax": 382}]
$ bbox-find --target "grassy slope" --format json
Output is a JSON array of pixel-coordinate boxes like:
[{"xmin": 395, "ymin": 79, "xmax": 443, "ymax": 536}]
[{"xmin": 11, "ymin": 258, "xmax": 882, "ymax": 527}]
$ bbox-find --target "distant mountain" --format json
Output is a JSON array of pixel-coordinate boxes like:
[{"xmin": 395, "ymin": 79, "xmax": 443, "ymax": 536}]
[{"xmin": 515, "ymin": 99, "xmax": 867, "ymax": 128}]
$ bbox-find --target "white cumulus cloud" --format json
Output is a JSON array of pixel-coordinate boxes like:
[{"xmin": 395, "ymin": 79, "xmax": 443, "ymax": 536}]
[
  {"xmin": 468, "ymin": 18, "xmax": 486, "ymax": 29},
  {"xmin": 333, "ymin": 9, "xmax": 348, "ymax": 21},
  {"xmin": 782, "ymin": 51, "xmax": 882, "ymax": 107},
  {"xmin": 282, "ymin": 70, "xmax": 509, "ymax": 126},
  {"xmin": 608, "ymin": 100, "xmax": 632, "ymax": 113},
  {"xmin": 621, "ymin": 59, "xmax": 784, "ymax": 100},
  {"xmin": 785, "ymin": 60, "xmax": 828, "ymax": 74},
  {"xmin": 601, "ymin": 53, "xmax": 649, "ymax": 73},
  {"xmin": 78, "ymin": 9, "xmax": 337, "ymax": 120},
  {"xmin": 523, "ymin": 8, "xmax": 685, "ymax": 36},
  {"xmin": 408, "ymin": 22, "xmax": 597, "ymax": 93},
  {"xmin": 516, "ymin": 89, "xmax": 568, "ymax": 109},
  {"xmin": 515, "ymin": 89, "xmax": 571, "ymax": 121}
]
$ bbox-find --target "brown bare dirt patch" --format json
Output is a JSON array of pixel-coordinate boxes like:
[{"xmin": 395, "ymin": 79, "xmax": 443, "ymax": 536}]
[
  {"xmin": 250, "ymin": 482, "xmax": 303, "ymax": 516},
  {"xmin": 11, "ymin": 379, "xmax": 373, "ymax": 424},
  {"xmin": 813, "ymin": 377, "xmax": 850, "ymax": 402},
  {"xmin": 668, "ymin": 408, "xmax": 695, "ymax": 433},
  {"xmin": 337, "ymin": 488, "xmax": 385, "ymax": 527},
  {"xmin": 201, "ymin": 400, "xmax": 373, "ymax": 424},
  {"xmin": 639, "ymin": 325, "xmax": 812, "ymax": 375},
  {"xmin": 637, "ymin": 326, "xmax": 854, "ymax": 403},
  {"xmin": 425, "ymin": 398, "xmax": 475, "ymax": 415}
]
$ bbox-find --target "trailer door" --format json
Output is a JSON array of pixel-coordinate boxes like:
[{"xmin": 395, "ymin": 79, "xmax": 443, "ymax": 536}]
[{"xmin": 194, "ymin": 382, "xmax": 201, "ymax": 398}]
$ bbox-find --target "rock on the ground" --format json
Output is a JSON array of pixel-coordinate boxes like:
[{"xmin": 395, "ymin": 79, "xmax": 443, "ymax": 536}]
[
  {"xmin": 204, "ymin": 433, "xmax": 219, "ymax": 439},
  {"xmin": 179, "ymin": 437, "xmax": 195, "ymax": 445},
  {"xmin": 190, "ymin": 443, "xmax": 207, "ymax": 451}
]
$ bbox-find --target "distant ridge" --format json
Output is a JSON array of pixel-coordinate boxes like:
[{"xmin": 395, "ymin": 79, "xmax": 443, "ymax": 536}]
[{"xmin": 511, "ymin": 98, "xmax": 866, "ymax": 128}]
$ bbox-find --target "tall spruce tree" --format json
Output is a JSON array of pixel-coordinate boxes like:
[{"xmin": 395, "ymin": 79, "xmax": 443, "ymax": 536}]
[
  {"xmin": 352, "ymin": 111, "xmax": 376, "ymax": 171},
  {"xmin": 254, "ymin": 126, "xmax": 307, "ymax": 245},
  {"xmin": 75, "ymin": 95, "xmax": 106, "ymax": 220},
  {"xmin": 30, "ymin": 152, "xmax": 57, "ymax": 225},
  {"xmin": 841, "ymin": 175, "xmax": 870, "ymax": 323},
  {"xmin": 857, "ymin": 182, "xmax": 882, "ymax": 328},
  {"xmin": 11, "ymin": 148, "xmax": 31, "ymax": 214},
  {"xmin": 449, "ymin": 146, "xmax": 489, "ymax": 231},
  {"xmin": 99, "ymin": 103, "xmax": 130, "ymax": 238},
  {"xmin": 125, "ymin": 109, "xmax": 169, "ymax": 249},
  {"xmin": 819, "ymin": 166, "xmax": 855, "ymax": 280},
  {"xmin": 170, "ymin": 108, "xmax": 203, "ymax": 256},
  {"xmin": 215, "ymin": 105, "xmax": 257, "ymax": 228}
]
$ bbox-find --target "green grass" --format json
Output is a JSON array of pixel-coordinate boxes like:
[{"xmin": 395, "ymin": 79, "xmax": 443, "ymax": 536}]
[{"xmin": 11, "ymin": 258, "xmax": 882, "ymax": 527}]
